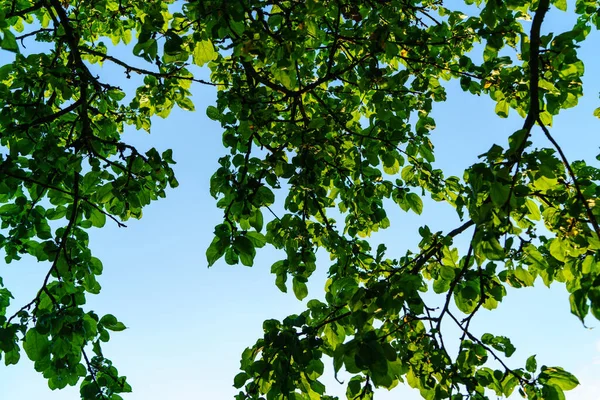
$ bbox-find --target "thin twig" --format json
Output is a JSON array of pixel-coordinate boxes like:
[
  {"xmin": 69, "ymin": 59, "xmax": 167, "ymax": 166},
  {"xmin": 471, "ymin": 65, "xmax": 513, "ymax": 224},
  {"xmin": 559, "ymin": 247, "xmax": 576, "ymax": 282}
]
[
  {"xmin": 82, "ymin": 348, "xmax": 109, "ymax": 399},
  {"xmin": 80, "ymin": 47, "xmax": 221, "ymax": 86},
  {"xmin": 538, "ymin": 120, "xmax": 600, "ymax": 238}
]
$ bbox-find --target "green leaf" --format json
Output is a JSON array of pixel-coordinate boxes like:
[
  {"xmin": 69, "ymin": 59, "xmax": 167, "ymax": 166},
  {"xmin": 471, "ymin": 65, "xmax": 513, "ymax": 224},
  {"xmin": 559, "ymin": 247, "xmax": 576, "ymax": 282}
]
[
  {"xmin": 569, "ymin": 290, "xmax": 589, "ymax": 322},
  {"xmin": 512, "ymin": 267, "xmax": 534, "ymax": 287},
  {"xmin": 176, "ymin": 97, "xmax": 195, "ymax": 111},
  {"xmin": 0, "ymin": 64, "xmax": 12, "ymax": 80},
  {"xmin": 80, "ymin": 381, "xmax": 102, "ymax": 399},
  {"xmin": 454, "ymin": 284, "xmax": 478, "ymax": 313},
  {"xmin": 206, "ymin": 106, "xmax": 220, "ymax": 121},
  {"xmin": 271, "ymin": 260, "xmax": 288, "ymax": 292},
  {"xmin": 439, "ymin": 265, "xmax": 455, "ymax": 281},
  {"xmin": 51, "ymin": 337, "xmax": 71, "ymax": 358},
  {"xmin": 23, "ymin": 329, "xmax": 49, "ymax": 362},
  {"xmin": 233, "ymin": 236, "xmax": 255, "ymax": 266},
  {"xmin": 224, "ymin": 247, "xmax": 239, "ymax": 265},
  {"xmin": 549, "ymin": 239, "xmax": 567, "ymax": 262},
  {"xmin": 249, "ymin": 210, "xmax": 263, "ymax": 232},
  {"xmin": 206, "ymin": 236, "xmax": 228, "ymax": 267},
  {"xmin": 245, "ymin": 231, "xmax": 267, "ymax": 248},
  {"xmin": 254, "ymin": 186, "xmax": 275, "ymax": 206},
  {"xmin": 525, "ymin": 199, "xmax": 541, "ymax": 220},
  {"xmin": 4, "ymin": 347, "xmax": 20, "ymax": 366},
  {"xmin": 100, "ymin": 314, "xmax": 127, "ymax": 331},
  {"xmin": 481, "ymin": 334, "xmax": 516, "ymax": 357},
  {"xmin": 233, "ymin": 372, "xmax": 249, "ymax": 389},
  {"xmin": 275, "ymin": 272, "xmax": 287, "ymax": 293},
  {"xmin": 193, "ymin": 40, "xmax": 217, "ymax": 66},
  {"xmin": 542, "ymin": 384, "xmax": 566, "ymax": 400},
  {"xmin": 292, "ymin": 277, "xmax": 308, "ymax": 300},
  {"xmin": 490, "ymin": 182, "xmax": 509, "ymax": 206},
  {"xmin": 495, "ymin": 99, "xmax": 509, "ymax": 118},
  {"xmin": 559, "ymin": 61, "xmax": 584, "ymax": 79},
  {"xmin": 347, "ymin": 376, "xmax": 364, "ymax": 398},
  {"xmin": 433, "ymin": 277, "xmax": 451, "ymax": 294},
  {"xmin": 272, "ymin": 68, "xmax": 295, "ymax": 90},
  {"xmin": 229, "ymin": 20, "xmax": 245, "ymax": 36},
  {"xmin": 401, "ymin": 166, "xmax": 415, "ymax": 182},
  {"xmin": 539, "ymin": 110, "xmax": 553, "ymax": 126},
  {"xmin": 479, "ymin": 237, "xmax": 505, "ymax": 261},
  {"xmin": 540, "ymin": 367, "xmax": 579, "ymax": 390},
  {"xmin": 526, "ymin": 355, "xmax": 537, "ymax": 373},
  {"xmin": 133, "ymin": 38, "xmax": 158, "ymax": 61},
  {"xmin": 1, "ymin": 29, "xmax": 19, "ymax": 53},
  {"xmin": 382, "ymin": 154, "xmax": 400, "ymax": 175},
  {"xmin": 323, "ymin": 323, "xmax": 345, "ymax": 350},
  {"xmin": 405, "ymin": 193, "xmax": 423, "ymax": 215},
  {"xmin": 108, "ymin": 89, "xmax": 126, "ymax": 101},
  {"xmin": 89, "ymin": 207, "xmax": 106, "ymax": 228},
  {"xmin": 501, "ymin": 374, "xmax": 519, "ymax": 397},
  {"xmin": 329, "ymin": 277, "xmax": 358, "ymax": 303},
  {"xmin": 552, "ymin": 0, "xmax": 567, "ymax": 11}
]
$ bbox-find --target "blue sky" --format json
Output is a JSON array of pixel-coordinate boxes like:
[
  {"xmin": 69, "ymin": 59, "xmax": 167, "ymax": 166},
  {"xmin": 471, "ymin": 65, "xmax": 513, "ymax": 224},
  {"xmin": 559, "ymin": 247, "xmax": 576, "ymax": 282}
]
[{"xmin": 1, "ymin": 3, "xmax": 600, "ymax": 399}]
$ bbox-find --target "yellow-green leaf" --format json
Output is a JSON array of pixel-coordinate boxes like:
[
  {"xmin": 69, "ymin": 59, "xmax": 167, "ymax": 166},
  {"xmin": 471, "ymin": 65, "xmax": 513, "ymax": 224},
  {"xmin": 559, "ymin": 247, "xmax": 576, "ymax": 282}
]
[{"xmin": 193, "ymin": 40, "xmax": 217, "ymax": 66}]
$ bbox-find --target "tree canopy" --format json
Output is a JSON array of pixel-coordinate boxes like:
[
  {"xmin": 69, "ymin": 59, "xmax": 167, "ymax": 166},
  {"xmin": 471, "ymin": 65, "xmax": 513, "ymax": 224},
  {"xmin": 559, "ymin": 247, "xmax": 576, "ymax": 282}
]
[{"xmin": 1, "ymin": 0, "xmax": 600, "ymax": 399}]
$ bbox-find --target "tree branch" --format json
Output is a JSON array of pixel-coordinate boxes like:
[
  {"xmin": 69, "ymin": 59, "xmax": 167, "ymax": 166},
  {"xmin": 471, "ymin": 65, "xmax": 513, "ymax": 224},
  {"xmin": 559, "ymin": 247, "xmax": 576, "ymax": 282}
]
[
  {"xmin": 7, "ymin": 172, "xmax": 80, "ymax": 324},
  {"xmin": 80, "ymin": 47, "xmax": 221, "ymax": 86}
]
